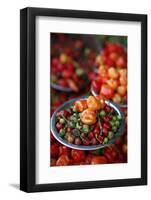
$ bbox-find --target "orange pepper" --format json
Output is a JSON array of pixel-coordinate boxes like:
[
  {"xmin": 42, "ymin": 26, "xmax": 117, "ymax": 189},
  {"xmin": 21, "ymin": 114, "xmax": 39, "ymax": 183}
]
[
  {"xmin": 87, "ymin": 96, "xmax": 102, "ymax": 111},
  {"xmin": 80, "ymin": 109, "xmax": 97, "ymax": 125},
  {"xmin": 74, "ymin": 99, "xmax": 88, "ymax": 112}
]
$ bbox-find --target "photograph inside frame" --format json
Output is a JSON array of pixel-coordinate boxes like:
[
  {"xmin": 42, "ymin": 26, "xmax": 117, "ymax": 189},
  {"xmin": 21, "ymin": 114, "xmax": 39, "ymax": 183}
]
[{"xmin": 50, "ymin": 33, "xmax": 128, "ymax": 167}]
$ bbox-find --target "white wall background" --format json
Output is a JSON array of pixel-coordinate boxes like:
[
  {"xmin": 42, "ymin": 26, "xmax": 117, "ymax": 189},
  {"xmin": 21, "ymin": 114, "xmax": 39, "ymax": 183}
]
[{"xmin": 0, "ymin": 0, "xmax": 150, "ymax": 199}]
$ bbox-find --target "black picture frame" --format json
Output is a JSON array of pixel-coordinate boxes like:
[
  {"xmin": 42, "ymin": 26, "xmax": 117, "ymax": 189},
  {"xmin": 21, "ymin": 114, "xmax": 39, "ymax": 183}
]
[{"xmin": 20, "ymin": 7, "xmax": 147, "ymax": 192}]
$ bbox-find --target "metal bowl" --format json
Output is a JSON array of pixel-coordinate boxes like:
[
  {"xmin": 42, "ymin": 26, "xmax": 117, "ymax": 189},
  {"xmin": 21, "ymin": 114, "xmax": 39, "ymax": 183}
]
[
  {"xmin": 51, "ymin": 82, "xmax": 73, "ymax": 92},
  {"xmin": 50, "ymin": 74, "xmax": 89, "ymax": 93},
  {"xmin": 51, "ymin": 96, "xmax": 125, "ymax": 150},
  {"xmin": 50, "ymin": 34, "xmax": 103, "ymax": 93},
  {"xmin": 91, "ymin": 85, "xmax": 127, "ymax": 108}
]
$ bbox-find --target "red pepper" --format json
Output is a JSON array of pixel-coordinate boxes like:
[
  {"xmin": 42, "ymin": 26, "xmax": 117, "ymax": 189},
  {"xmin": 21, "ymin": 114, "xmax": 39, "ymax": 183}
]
[
  {"xmin": 71, "ymin": 150, "xmax": 85, "ymax": 163},
  {"xmin": 51, "ymin": 143, "xmax": 59, "ymax": 158},
  {"xmin": 91, "ymin": 156, "xmax": 108, "ymax": 164},
  {"xmin": 56, "ymin": 154, "xmax": 71, "ymax": 166}
]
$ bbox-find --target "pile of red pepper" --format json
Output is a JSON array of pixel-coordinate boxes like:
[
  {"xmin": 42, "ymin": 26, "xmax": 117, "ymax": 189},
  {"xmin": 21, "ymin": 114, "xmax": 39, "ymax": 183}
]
[{"xmin": 51, "ymin": 125, "xmax": 127, "ymax": 166}]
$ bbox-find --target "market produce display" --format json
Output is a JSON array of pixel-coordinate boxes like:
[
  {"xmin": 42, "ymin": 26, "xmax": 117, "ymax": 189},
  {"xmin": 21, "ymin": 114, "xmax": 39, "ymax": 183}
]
[
  {"xmin": 51, "ymin": 56, "xmax": 89, "ymax": 92},
  {"xmin": 50, "ymin": 133, "xmax": 127, "ymax": 166},
  {"xmin": 51, "ymin": 33, "xmax": 97, "ymax": 92},
  {"xmin": 54, "ymin": 96, "xmax": 123, "ymax": 146},
  {"xmin": 92, "ymin": 43, "xmax": 127, "ymax": 105},
  {"xmin": 50, "ymin": 33, "xmax": 128, "ymax": 167}
]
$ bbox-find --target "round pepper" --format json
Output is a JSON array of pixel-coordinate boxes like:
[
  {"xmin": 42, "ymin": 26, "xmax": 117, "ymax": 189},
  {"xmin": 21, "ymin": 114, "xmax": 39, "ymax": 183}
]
[
  {"xmin": 80, "ymin": 109, "xmax": 97, "ymax": 125},
  {"xmin": 74, "ymin": 99, "xmax": 88, "ymax": 112},
  {"xmin": 87, "ymin": 96, "xmax": 102, "ymax": 111}
]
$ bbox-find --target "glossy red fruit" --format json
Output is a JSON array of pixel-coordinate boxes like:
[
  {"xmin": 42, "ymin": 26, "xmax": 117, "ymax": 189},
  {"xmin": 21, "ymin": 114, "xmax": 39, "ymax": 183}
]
[
  {"xmin": 115, "ymin": 154, "xmax": 124, "ymax": 163},
  {"xmin": 104, "ymin": 105, "xmax": 111, "ymax": 113},
  {"xmin": 100, "ymin": 84, "xmax": 114, "ymax": 99},
  {"xmin": 91, "ymin": 138, "xmax": 99, "ymax": 145},
  {"xmin": 71, "ymin": 150, "xmax": 85, "ymax": 163},
  {"xmin": 103, "ymin": 127, "xmax": 108, "ymax": 136},
  {"xmin": 102, "ymin": 116, "xmax": 110, "ymax": 123},
  {"xmin": 106, "ymin": 43, "xmax": 119, "ymax": 53},
  {"xmin": 66, "ymin": 63, "xmax": 74, "ymax": 71},
  {"xmin": 59, "ymin": 146, "xmax": 71, "ymax": 156},
  {"xmin": 104, "ymin": 147, "xmax": 111, "ymax": 154},
  {"xmin": 53, "ymin": 100, "xmax": 62, "ymax": 107},
  {"xmin": 93, "ymin": 127, "xmax": 100, "ymax": 135},
  {"xmin": 116, "ymin": 56, "xmax": 126, "ymax": 68},
  {"xmin": 116, "ymin": 45, "xmax": 125, "ymax": 54},
  {"xmin": 103, "ymin": 122, "xmax": 110, "ymax": 130},
  {"xmin": 82, "ymin": 138, "xmax": 90, "ymax": 146},
  {"xmin": 72, "ymin": 74, "xmax": 78, "ymax": 82},
  {"xmin": 91, "ymin": 156, "xmax": 108, "ymax": 164},
  {"xmin": 56, "ymin": 122, "xmax": 63, "ymax": 131},
  {"xmin": 56, "ymin": 154, "xmax": 71, "ymax": 166},
  {"xmin": 50, "ymin": 133, "xmax": 56, "ymax": 144},
  {"xmin": 108, "ymin": 67, "xmax": 119, "ymax": 80},
  {"xmin": 56, "ymin": 63, "xmax": 63, "ymax": 71},
  {"xmin": 64, "ymin": 47, "xmax": 72, "ymax": 56},
  {"xmin": 85, "ymin": 154, "xmax": 93, "ymax": 164},
  {"xmin": 50, "ymin": 158, "xmax": 56, "ymax": 166},
  {"xmin": 122, "ymin": 144, "xmax": 127, "ymax": 154},
  {"xmin": 57, "ymin": 110, "xmax": 70, "ymax": 118},
  {"xmin": 52, "ymin": 58, "xmax": 59, "ymax": 67},
  {"xmin": 62, "ymin": 69, "xmax": 72, "ymax": 78},
  {"xmin": 58, "ymin": 79, "xmax": 68, "ymax": 87},
  {"xmin": 88, "ymin": 132, "xmax": 95, "ymax": 140},
  {"xmin": 74, "ymin": 137, "xmax": 82, "ymax": 145},
  {"xmin": 98, "ymin": 135, "xmax": 105, "ymax": 143},
  {"xmin": 109, "ymin": 52, "xmax": 119, "ymax": 62},
  {"xmin": 60, "ymin": 93, "xmax": 67, "ymax": 100},
  {"xmin": 117, "ymin": 85, "xmax": 127, "ymax": 97},
  {"xmin": 115, "ymin": 137, "xmax": 122, "ymax": 145},
  {"xmin": 92, "ymin": 80, "xmax": 101, "ymax": 93},
  {"xmin": 88, "ymin": 72, "xmax": 97, "ymax": 81},
  {"xmin": 106, "ymin": 59, "xmax": 114, "ymax": 67},
  {"xmin": 104, "ymin": 150, "xmax": 114, "ymax": 163},
  {"xmin": 111, "ymin": 150, "xmax": 118, "ymax": 160},
  {"xmin": 106, "ymin": 79, "xmax": 119, "ymax": 90},
  {"xmin": 51, "ymin": 143, "xmax": 59, "ymax": 158}
]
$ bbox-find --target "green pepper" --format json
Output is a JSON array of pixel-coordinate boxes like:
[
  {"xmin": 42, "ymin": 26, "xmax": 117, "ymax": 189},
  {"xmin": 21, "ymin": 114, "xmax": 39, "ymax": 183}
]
[
  {"xmin": 75, "ymin": 68, "xmax": 84, "ymax": 76},
  {"xmin": 82, "ymin": 124, "xmax": 89, "ymax": 133},
  {"xmin": 110, "ymin": 121, "xmax": 115, "ymax": 127},
  {"xmin": 76, "ymin": 122, "xmax": 82, "ymax": 130},
  {"xmin": 59, "ymin": 129, "xmax": 66, "ymax": 137},
  {"xmin": 68, "ymin": 121, "xmax": 75, "ymax": 128},
  {"xmin": 112, "ymin": 115, "xmax": 117, "ymax": 121},
  {"xmin": 103, "ymin": 137, "xmax": 108, "ymax": 144},
  {"xmin": 59, "ymin": 118, "xmax": 65, "ymax": 124},
  {"xmin": 70, "ymin": 116, "xmax": 78, "ymax": 123},
  {"xmin": 108, "ymin": 131, "xmax": 114, "ymax": 139},
  {"xmin": 99, "ymin": 110, "xmax": 106, "ymax": 117},
  {"xmin": 117, "ymin": 115, "xmax": 122, "ymax": 120},
  {"xmin": 112, "ymin": 126, "xmax": 117, "ymax": 132},
  {"xmin": 115, "ymin": 120, "xmax": 120, "ymax": 127}
]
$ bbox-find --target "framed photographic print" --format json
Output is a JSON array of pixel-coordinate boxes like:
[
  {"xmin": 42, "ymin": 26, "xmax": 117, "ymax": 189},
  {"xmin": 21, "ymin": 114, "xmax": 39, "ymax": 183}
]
[{"xmin": 20, "ymin": 7, "xmax": 147, "ymax": 192}]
